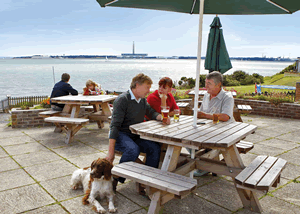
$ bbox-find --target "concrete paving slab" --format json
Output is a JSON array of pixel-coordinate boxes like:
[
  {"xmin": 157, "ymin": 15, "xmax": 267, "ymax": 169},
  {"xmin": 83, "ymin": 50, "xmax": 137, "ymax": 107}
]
[
  {"xmin": 0, "ymin": 135, "xmax": 36, "ymax": 146},
  {"xmin": 77, "ymin": 135, "xmax": 110, "ymax": 151},
  {"xmin": 0, "ymin": 129, "xmax": 25, "ymax": 138},
  {"xmin": 0, "ymin": 184, "xmax": 55, "ymax": 213},
  {"xmin": 28, "ymin": 132, "xmax": 69, "ymax": 143},
  {"xmin": 61, "ymin": 192, "xmax": 142, "ymax": 214},
  {"xmin": 194, "ymin": 178, "xmax": 243, "ymax": 211},
  {"xmin": 243, "ymin": 133, "xmax": 270, "ymax": 143},
  {"xmin": 60, "ymin": 196, "xmax": 99, "ymax": 214},
  {"xmin": 281, "ymin": 163, "xmax": 300, "ymax": 180},
  {"xmin": 68, "ymin": 152, "xmax": 106, "ymax": 168},
  {"xmin": 3, "ymin": 141, "xmax": 48, "ymax": 156},
  {"xmin": 259, "ymin": 138, "xmax": 299, "ymax": 151},
  {"xmin": 25, "ymin": 159, "xmax": 78, "ymax": 182},
  {"xmin": 249, "ymin": 143, "xmax": 285, "ymax": 156},
  {"xmin": 163, "ymin": 194, "xmax": 231, "ymax": 214},
  {"xmin": 276, "ymin": 132, "xmax": 300, "ymax": 143},
  {"xmin": 13, "ymin": 150, "xmax": 62, "ymax": 167},
  {"xmin": 52, "ymin": 142, "xmax": 100, "ymax": 159},
  {"xmin": 277, "ymin": 147, "xmax": 300, "ymax": 165},
  {"xmin": 272, "ymin": 181, "xmax": 300, "ymax": 206},
  {"xmin": 0, "ymin": 156, "xmax": 21, "ymax": 172},
  {"xmin": 116, "ymin": 180, "xmax": 151, "ymax": 207},
  {"xmin": 0, "ymin": 147, "xmax": 8, "ymax": 158},
  {"xmin": 24, "ymin": 204, "xmax": 68, "ymax": 214},
  {"xmin": 240, "ymin": 153, "xmax": 257, "ymax": 166},
  {"xmin": 0, "ymin": 168, "xmax": 35, "ymax": 191},
  {"xmin": 236, "ymin": 195, "xmax": 300, "ymax": 214},
  {"xmin": 38, "ymin": 138, "xmax": 83, "ymax": 149},
  {"xmin": 40, "ymin": 175, "xmax": 82, "ymax": 202},
  {"xmin": 254, "ymin": 128, "xmax": 284, "ymax": 138},
  {"xmin": 131, "ymin": 209, "xmax": 148, "ymax": 214}
]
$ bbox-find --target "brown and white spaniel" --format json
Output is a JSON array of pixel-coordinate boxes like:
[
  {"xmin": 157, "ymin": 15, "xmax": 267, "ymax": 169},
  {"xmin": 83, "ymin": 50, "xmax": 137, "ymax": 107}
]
[{"xmin": 70, "ymin": 158, "xmax": 117, "ymax": 213}]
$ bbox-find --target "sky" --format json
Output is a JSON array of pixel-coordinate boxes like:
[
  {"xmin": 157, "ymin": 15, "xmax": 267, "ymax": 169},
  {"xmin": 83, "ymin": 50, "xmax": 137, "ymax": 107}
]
[{"xmin": 1, "ymin": 0, "xmax": 300, "ymax": 58}]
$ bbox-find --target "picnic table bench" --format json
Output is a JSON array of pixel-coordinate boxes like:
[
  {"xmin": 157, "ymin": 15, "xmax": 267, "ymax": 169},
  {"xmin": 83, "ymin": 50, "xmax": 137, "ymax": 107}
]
[
  {"xmin": 44, "ymin": 116, "xmax": 89, "ymax": 144},
  {"xmin": 39, "ymin": 110, "xmax": 61, "ymax": 118},
  {"xmin": 176, "ymin": 102, "xmax": 189, "ymax": 115},
  {"xmin": 43, "ymin": 95, "xmax": 117, "ymax": 144},
  {"xmin": 112, "ymin": 161, "xmax": 197, "ymax": 214},
  {"xmin": 234, "ymin": 105, "xmax": 253, "ymax": 122}
]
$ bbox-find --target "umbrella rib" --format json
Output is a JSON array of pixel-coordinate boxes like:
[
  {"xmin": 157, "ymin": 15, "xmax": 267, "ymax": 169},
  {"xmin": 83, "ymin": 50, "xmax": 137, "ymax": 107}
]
[
  {"xmin": 190, "ymin": 0, "xmax": 197, "ymax": 14},
  {"xmin": 266, "ymin": 0, "xmax": 291, "ymax": 13},
  {"xmin": 105, "ymin": 0, "xmax": 119, "ymax": 7}
]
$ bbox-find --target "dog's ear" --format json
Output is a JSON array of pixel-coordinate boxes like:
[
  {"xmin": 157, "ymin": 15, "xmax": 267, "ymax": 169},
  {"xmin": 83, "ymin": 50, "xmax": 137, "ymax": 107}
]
[
  {"xmin": 91, "ymin": 160, "xmax": 96, "ymax": 168},
  {"xmin": 103, "ymin": 159, "xmax": 113, "ymax": 180}
]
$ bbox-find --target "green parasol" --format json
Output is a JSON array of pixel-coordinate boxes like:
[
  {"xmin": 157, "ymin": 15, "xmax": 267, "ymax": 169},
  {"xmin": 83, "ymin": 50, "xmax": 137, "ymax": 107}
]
[{"xmin": 204, "ymin": 16, "xmax": 232, "ymax": 74}]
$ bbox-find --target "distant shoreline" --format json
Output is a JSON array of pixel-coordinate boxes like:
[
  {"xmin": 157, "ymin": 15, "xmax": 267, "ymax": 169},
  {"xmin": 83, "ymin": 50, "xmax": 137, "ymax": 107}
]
[{"xmin": 5, "ymin": 56, "xmax": 296, "ymax": 62}]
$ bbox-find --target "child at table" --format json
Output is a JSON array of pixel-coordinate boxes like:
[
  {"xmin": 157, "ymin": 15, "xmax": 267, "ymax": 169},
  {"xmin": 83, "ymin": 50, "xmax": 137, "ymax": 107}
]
[{"xmin": 83, "ymin": 79, "xmax": 105, "ymax": 95}]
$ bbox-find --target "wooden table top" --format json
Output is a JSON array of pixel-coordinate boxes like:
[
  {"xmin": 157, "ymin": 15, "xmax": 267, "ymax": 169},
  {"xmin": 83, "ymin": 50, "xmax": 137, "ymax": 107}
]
[
  {"xmin": 189, "ymin": 90, "xmax": 237, "ymax": 97},
  {"xmin": 130, "ymin": 115, "xmax": 256, "ymax": 149},
  {"xmin": 51, "ymin": 94, "xmax": 118, "ymax": 104}
]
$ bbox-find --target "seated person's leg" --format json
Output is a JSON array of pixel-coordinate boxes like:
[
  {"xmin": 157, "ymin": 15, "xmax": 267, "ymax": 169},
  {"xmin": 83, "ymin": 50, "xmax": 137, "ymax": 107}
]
[
  {"xmin": 115, "ymin": 131, "xmax": 140, "ymax": 183},
  {"xmin": 137, "ymin": 138, "xmax": 161, "ymax": 168},
  {"xmin": 51, "ymin": 105, "xmax": 63, "ymax": 111}
]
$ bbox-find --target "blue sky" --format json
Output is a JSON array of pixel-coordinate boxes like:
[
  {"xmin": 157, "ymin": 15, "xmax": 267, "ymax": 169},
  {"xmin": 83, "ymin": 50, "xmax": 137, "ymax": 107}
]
[{"xmin": 1, "ymin": 0, "xmax": 300, "ymax": 58}]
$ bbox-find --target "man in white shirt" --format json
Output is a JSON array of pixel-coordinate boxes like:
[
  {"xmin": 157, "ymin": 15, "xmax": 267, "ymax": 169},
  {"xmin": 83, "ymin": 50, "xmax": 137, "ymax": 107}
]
[
  {"xmin": 193, "ymin": 71, "xmax": 234, "ymax": 176},
  {"xmin": 198, "ymin": 71, "xmax": 234, "ymax": 122}
]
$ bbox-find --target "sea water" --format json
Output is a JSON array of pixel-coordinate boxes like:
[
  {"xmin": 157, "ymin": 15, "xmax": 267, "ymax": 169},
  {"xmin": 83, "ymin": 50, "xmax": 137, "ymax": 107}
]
[{"xmin": 0, "ymin": 58, "xmax": 292, "ymax": 100}]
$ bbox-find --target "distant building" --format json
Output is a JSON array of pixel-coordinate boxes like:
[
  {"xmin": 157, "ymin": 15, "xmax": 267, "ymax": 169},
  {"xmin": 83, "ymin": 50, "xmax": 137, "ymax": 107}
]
[
  {"xmin": 121, "ymin": 41, "xmax": 148, "ymax": 58},
  {"xmin": 296, "ymin": 57, "xmax": 300, "ymax": 73}
]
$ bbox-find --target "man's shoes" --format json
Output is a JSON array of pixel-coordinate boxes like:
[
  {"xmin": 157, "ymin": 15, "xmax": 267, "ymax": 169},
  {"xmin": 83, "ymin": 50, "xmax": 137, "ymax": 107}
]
[
  {"xmin": 112, "ymin": 178, "xmax": 118, "ymax": 194},
  {"xmin": 193, "ymin": 169, "xmax": 209, "ymax": 177}
]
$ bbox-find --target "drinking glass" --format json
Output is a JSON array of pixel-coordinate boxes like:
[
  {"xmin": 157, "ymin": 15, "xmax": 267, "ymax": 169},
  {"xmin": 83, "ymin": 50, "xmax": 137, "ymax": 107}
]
[
  {"xmin": 213, "ymin": 114, "xmax": 219, "ymax": 124},
  {"xmin": 161, "ymin": 106, "xmax": 170, "ymax": 123},
  {"xmin": 173, "ymin": 109, "xmax": 180, "ymax": 122}
]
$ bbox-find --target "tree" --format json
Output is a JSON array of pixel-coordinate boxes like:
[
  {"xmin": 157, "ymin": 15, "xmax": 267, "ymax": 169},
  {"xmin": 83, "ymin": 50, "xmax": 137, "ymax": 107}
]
[{"xmin": 232, "ymin": 70, "xmax": 247, "ymax": 82}]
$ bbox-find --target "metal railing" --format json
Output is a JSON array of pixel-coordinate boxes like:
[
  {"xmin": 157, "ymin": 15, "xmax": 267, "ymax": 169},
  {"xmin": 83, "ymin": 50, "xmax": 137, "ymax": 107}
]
[{"xmin": 0, "ymin": 95, "xmax": 49, "ymax": 112}]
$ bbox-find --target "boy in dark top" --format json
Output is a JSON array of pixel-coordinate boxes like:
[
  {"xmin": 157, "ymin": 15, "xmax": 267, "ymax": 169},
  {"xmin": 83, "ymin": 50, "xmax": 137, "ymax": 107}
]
[
  {"xmin": 50, "ymin": 73, "xmax": 78, "ymax": 111},
  {"xmin": 105, "ymin": 73, "xmax": 170, "ymax": 188}
]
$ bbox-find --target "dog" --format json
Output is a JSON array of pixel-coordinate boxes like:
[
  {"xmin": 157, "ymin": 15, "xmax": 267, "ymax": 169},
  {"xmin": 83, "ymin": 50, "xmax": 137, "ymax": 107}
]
[{"xmin": 70, "ymin": 158, "xmax": 117, "ymax": 213}]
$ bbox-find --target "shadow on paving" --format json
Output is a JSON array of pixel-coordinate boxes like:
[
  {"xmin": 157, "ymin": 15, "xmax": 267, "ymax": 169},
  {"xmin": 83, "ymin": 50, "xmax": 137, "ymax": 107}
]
[{"xmin": 0, "ymin": 113, "xmax": 300, "ymax": 213}]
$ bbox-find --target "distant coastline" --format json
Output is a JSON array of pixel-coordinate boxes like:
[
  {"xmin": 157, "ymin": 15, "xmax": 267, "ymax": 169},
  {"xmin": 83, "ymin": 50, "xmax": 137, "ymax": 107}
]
[{"xmin": 7, "ymin": 55, "xmax": 296, "ymax": 62}]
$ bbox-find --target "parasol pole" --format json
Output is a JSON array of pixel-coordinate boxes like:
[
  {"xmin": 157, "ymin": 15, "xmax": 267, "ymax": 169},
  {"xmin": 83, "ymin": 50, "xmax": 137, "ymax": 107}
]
[{"xmin": 193, "ymin": 0, "xmax": 205, "ymax": 127}]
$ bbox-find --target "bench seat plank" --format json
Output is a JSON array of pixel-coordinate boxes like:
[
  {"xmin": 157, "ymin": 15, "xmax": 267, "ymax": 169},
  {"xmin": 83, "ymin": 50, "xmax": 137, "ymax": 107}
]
[
  {"xmin": 112, "ymin": 162, "xmax": 197, "ymax": 196},
  {"xmin": 177, "ymin": 102, "xmax": 189, "ymax": 107},
  {"xmin": 39, "ymin": 110, "xmax": 61, "ymax": 118},
  {"xmin": 257, "ymin": 158, "xmax": 287, "ymax": 190},
  {"xmin": 235, "ymin": 155, "xmax": 267, "ymax": 185},
  {"xmin": 244, "ymin": 156, "xmax": 278, "ymax": 189},
  {"xmin": 44, "ymin": 116, "xmax": 89, "ymax": 125},
  {"xmin": 235, "ymin": 155, "xmax": 287, "ymax": 191},
  {"xmin": 236, "ymin": 141, "xmax": 254, "ymax": 154}
]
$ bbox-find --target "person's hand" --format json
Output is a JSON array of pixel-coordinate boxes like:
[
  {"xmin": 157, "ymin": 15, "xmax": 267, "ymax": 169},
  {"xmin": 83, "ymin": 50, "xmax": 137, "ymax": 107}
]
[
  {"xmin": 162, "ymin": 117, "xmax": 171, "ymax": 125},
  {"xmin": 197, "ymin": 111, "xmax": 207, "ymax": 119},
  {"xmin": 105, "ymin": 153, "xmax": 115, "ymax": 164}
]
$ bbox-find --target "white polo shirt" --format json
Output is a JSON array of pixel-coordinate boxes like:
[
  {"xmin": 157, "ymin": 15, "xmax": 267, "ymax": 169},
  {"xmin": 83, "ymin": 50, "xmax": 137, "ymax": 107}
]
[{"xmin": 199, "ymin": 89, "xmax": 234, "ymax": 121}]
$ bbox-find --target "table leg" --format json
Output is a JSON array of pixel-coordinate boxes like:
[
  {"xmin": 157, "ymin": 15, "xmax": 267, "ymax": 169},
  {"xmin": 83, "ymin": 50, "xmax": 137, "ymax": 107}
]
[
  {"xmin": 148, "ymin": 191, "xmax": 162, "ymax": 214},
  {"xmin": 221, "ymin": 145, "xmax": 262, "ymax": 213},
  {"xmin": 93, "ymin": 104, "xmax": 106, "ymax": 129},
  {"xmin": 161, "ymin": 145, "xmax": 181, "ymax": 172}
]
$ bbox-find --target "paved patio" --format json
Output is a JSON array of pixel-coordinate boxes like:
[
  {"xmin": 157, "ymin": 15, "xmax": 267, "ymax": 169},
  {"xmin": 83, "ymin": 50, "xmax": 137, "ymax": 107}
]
[{"xmin": 0, "ymin": 113, "xmax": 300, "ymax": 214}]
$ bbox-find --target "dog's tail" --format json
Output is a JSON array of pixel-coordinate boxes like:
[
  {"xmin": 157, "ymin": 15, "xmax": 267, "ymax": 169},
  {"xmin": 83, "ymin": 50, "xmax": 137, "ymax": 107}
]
[{"xmin": 82, "ymin": 189, "xmax": 91, "ymax": 205}]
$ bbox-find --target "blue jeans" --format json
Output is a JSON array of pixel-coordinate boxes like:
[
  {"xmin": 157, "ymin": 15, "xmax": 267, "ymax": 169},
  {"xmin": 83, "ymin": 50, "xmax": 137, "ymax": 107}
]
[{"xmin": 115, "ymin": 131, "xmax": 161, "ymax": 183}]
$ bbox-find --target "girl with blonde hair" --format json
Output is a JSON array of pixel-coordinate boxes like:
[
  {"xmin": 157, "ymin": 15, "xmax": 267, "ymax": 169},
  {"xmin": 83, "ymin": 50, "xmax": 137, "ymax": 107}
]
[{"xmin": 83, "ymin": 79, "xmax": 105, "ymax": 95}]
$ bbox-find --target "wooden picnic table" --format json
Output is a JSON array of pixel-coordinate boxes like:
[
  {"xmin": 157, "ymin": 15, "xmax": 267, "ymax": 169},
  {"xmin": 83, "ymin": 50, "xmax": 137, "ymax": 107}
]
[
  {"xmin": 48, "ymin": 94, "xmax": 117, "ymax": 143},
  {"xmin": 129, "ymin": 115, "xmax": 263, "ymax": 213}
]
